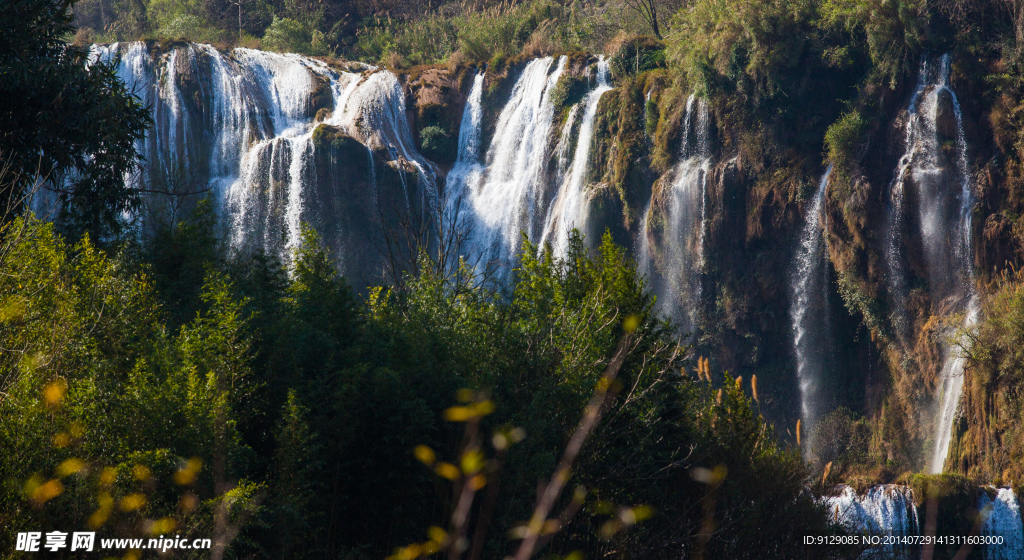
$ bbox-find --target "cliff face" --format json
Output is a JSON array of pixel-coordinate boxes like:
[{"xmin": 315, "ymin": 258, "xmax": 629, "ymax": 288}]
[{"xmin": 102, "ymin": 39, "xmax": 1024, "ymax": 481}]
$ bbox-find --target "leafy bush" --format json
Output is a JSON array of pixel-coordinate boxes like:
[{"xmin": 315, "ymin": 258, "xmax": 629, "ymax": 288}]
[
  {"xmin": 418, "ymin": 125, "xmax": 455, "ymax": 162},
  {"xmin": 825, "ymin": 110, "xmax": 868, "ymax": 175},
  {"xmin": 667, "ymin": 0, "xmax": 819, "ymax": 102},
  {"xmin": 954, "ymin": 270, "xmax": 1024, "ymax": 483},
  {"xmin": 350, "ymin": 1, "xmax": 603, "ymax": 66},
  {"xmin": 819, "ymin": 0, "xmax": 927, "ymax": 88},
  {"xmin": 262, "ymin": 16, "xmax": 315, "ymax": 54},
  {"xmin": 608, "ymin": 34, "xmax": 666, "ymax": 78}
]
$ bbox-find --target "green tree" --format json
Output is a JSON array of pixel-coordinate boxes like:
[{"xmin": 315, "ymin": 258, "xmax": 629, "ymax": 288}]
[{"xmin": 1, "ymin": 0, "xmax": 151, "ymax": 240}]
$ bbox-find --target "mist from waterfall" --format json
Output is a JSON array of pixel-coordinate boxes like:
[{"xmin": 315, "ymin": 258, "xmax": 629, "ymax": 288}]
[
  {"xmin": 790, "ymin": 166, "xmax": 834, "ymax": 453},
  {"xmin": 884, "ymin": 53, "xmax": 978, "ymax": 473},
  {"xmin": 90, "ymin": 42, "xmax": 432, "ymax": 275}
]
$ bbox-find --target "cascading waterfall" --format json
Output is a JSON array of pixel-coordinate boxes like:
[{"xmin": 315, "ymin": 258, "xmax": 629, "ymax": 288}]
[
  {"xmin": 445, "ymin": 72, "xmax": 485, "ymax": 230},
  {"xmin": 824, "ymin": 485, "xmax": 921, "ymax": 559},
  {"xmin": 89, "ymin": 42, "xmax": 432, "ymax": 276},
  {"xmin": 451, "ymin": 56, "xmax": 566, "ymax": 267},
  {"xmin": 822, "ymin": 485, "xmax": 1024, "ymax": 558},
  {"xmin": 638, "ymin": 94, "xmax": 711, "ymax": 332},
  {"xmin": 980, "ymin": 488, "xmax": 1024, "ymax": 560},
  {"xmin": 539, "ymin": 56, "xmax": 613, "ymax": 257},
  {"xmin": 790, "ymin": 166, "xmax": 834, "ymax": 453},
  {"xmin": 884, "ymin": 53, "xmax": 978, "ymax": 473}
]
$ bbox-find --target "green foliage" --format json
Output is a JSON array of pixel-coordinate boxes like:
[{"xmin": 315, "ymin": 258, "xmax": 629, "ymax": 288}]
[
  {"xmin": 824, "ymin": 110, "xmax": 868, "ymax": 175},
  {"xmin": 667, "ymin": 0, "xmax": 819, "ymax": 102},
  {"xmin": 550, "ymin": 71, "xmax": 590, "ymax": 117},
  {"xmin": 147, "ymin": 0, "xmax": 221, "ymax": 41},
  {"xmin": 608, "ymin": 35, "xmax": 667, "ymax": 78},
  {"xmin": 352, "ymin": 1, "xmax": 603, "ymax": 66},
  {"xmin": 818, "ymin": 0, "xmax": 926, "ymax": 88},
  {"xmin": 0, "ymin": 218, "xmax": 256, "ymax": 551},
  {"xmin": 418, "ymin": 125, "xmax": 455, "ymax": 162},
  {"xmin": 262, "ymin": 15, "xmax": 319, "ymax": 54},
  {"xmin": 812, "ymin": 407, "xmax": 873, "ymax": 468},
  {"xmin": 0, "ymin": 216, "xmax": 852, "ymax": 558},
  {"xmin": 1, "ymin": 0, "xmax": 150, "ymax": 240},
  {"xmin": 953, "ymin": 271, "xmax": 1024, "ymax": 483}
]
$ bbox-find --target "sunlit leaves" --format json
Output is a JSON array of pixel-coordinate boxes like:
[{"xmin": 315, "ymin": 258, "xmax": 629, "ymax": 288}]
[
  {"xmin": 56, "ymin": 458, "xmax": 87, "ymax": 478},
  {"xmin": 414, "ymin": 445, "xmax": 436, "ymax": 466},
  {"xmin": 24, "ymin": 475, "xmax": 63, "ymax": 505},
  {"xmin": 386, "ymin": 526, "xmax": 450, "ymax": 560},
  {"xmin": 173, "ymin": 458, "xmax": 202, "ymax": 485},
  {"xmin": 42, "ymin": 378, "xmax": 67, "ymax": 407},
  {"xmin": 88, "ymin": 492, "xmax": 114, "ymax": 529},
  {"xmin": 119, "ymin": 493, "xmax": 146, "ymax": 512}
]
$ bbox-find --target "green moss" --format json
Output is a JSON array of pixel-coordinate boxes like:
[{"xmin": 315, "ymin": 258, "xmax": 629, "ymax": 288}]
[
  {"xmin": 825, "ymin": 110, "xmax": 868, "ymax": 177},
  {"xmin": 608, "ymin": 36, "xmax": 666, "ymax": 78},
  {"xmin": 311, "ymin": 124, "xmax": 361, "ymax": 152},
  {"xmin": 550, "ymin": 72, "xmax": 589, "ymax": 116},
  {"xmin": 308, "ymin": 72, "xmax": 334, "ymax": 117}
]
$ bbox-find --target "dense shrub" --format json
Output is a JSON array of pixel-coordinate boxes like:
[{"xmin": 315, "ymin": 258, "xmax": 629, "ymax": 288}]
[
  {"xmin": 418, "ymin": 125, "xmax": 455, "ymax": 162},
  {"xmin": 818, "ymin": 0, "xmax": 927, "ymax": 88},
  {"xmin": 824, "ymin": 110, "xmax": 868, "ymax": 176},
  {"xmin": 262, "ymin": 16, "xmax": 317, "ymax": 54}
]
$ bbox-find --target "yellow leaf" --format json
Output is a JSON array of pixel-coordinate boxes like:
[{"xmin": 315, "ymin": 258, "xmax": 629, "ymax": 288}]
[
  {"xmin": 631, "ymin": 505, "xmax": 654, "ymax": 522},
  {"xmin": 435, "ymin": 462, "xmax": 460, "ymax": 480},
  {"xmin": 42, "ymin": 379, "xmax": 67, "ymax": 406},
  {"xmin": 148, "ymin": 517, "xmax": 177, "ymax": 535},
  {"xmin": 471, "ymin": 400, "xmax": 494, "ymax": 416},
  {"xmin": 427, "ymin": 526, "xmax": 447, "ymax": 544},
  {"xmin": 460, "ymin": 450, "xmax": 484, "ymax": 475},
  {"xmin": 119, "ymin": 493, "xmax": 146, "ymax": 512},
  {"xmin": 468, "ymin": 474, "xmax": 486, "ymax": 490},
  {"xmin": 414, "ymin": 445, "xmax": 436, "ymax": 466},
  {"xmin": 623, "ymin": 314, "xmax": 641, "ymax": 333},
  {"xmin": 52, "ymin": 433, "xmax": 71, "ymax": 448},
  {"xmin": 32, "ymin": 479, "xmax": 63, "ymax": 504},
  {"xmin": 443, "ymin": 406, "xmax": 473, "ymax": 422},
  {"xmin": 57, "ymin": 458, "xmax": 87, "ymax": 478},
  {"xmin": 99, "ymin": 467, "xmax": 117, "ymax": 486}
]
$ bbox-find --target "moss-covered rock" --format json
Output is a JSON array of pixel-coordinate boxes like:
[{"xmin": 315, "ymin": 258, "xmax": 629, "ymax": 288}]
[
  {"xmin": 607, "ymin": 35, "xmax": 666, "ymax": 79},
  {"xmin": 312, "ymin": 124, "xmax": 363, "ymax": 152}
]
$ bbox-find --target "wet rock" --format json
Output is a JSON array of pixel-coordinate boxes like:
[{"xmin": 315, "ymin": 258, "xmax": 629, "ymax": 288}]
[
  {"xmin": 308, "ymin": 70, "xmax": 333, "ymax": 118},
  {"xmin": 934, "ymin": 88, "xmax": 959, "ymax": 142}
]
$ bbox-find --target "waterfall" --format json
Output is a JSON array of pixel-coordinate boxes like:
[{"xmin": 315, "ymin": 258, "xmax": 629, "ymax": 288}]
[
  {"xmin": 638, "ymin": 94, "xmax": 711, "ymax": 332},
  {"xmin": 790, "ymin": 166, "xmax": 834, "ymax": 453},
  {"xmin": 980, "ymin": 488, "xmax": 1024, "ymax": 560},
  {"xmin": 884, "ymin": 54, "xmax": 978, "ymax": 473},
  {"xmin": 824, "ymin": 485, "xmax": 920, "ymax": 559},
  {"xmin": 446, "ymin": 71, "xmax": 486, "ymax": 242},
  {"xmin": 823, "ymin": 485, "xmax": 1024, "ymax": 559},
  {"xmin": 92, "ymin": 42, "xmax": 431, "ymax": 275},
  {"xmin": 539, "ymin": 56, "xmax": 613, "ymax": 257},
  {"xmin": 452, "ymin": 56, "xmax": 566, "ymax": 267}
]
